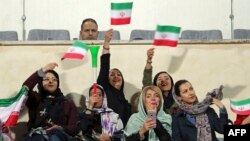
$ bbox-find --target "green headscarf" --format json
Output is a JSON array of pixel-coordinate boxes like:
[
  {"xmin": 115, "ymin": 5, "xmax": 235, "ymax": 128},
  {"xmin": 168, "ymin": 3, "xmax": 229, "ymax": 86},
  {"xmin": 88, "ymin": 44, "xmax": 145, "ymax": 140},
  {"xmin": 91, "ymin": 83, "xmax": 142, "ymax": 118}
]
[{"xmin": 124, "ymin": 86, "xmax": 172, "ymax": 141}]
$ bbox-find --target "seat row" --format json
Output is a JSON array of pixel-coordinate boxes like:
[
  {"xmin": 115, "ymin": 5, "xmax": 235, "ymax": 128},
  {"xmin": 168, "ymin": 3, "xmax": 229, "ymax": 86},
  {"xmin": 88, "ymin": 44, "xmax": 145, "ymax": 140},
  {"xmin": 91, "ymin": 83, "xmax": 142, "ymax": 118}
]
[{"xmin": 1, "ymin": 29, "xmax": 250, "ymax": 41}]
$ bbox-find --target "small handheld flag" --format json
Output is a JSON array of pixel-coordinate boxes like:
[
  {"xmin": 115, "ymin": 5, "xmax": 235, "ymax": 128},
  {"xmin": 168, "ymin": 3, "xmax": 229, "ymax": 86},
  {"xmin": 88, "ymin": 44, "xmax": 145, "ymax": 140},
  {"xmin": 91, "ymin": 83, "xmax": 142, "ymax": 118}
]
[
  {"xmin": 230, "ymin": 98, "xmax": 250, "ymax": 115},
  {"xmin": 153, "ymin": 25, "xmax": 181, "ymax": 47},
  {"xmin": 61, "ymin": 41, "xmax": 89, "ymax": 60},
  {"xmin": 111, "ymin": 2, "xmax": 133, "ymax": 25}
]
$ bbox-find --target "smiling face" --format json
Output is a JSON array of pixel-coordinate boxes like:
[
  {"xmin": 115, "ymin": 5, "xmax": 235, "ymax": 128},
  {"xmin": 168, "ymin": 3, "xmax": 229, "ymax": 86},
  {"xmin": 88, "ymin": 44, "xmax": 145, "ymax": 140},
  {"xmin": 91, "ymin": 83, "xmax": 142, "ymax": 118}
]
[
  {"xmin": 42, "ymin": 72, "xmax": 58, "ymax": 93},
  {"xmin": 155, "ymin": 72, "xmax": 172, "ymax": 93},
  {"xmin": 109, "ymin": 69, "xmax": 123, "ymax": 90},
  {"xmin": 144, "ymin": 89, "xmax": 161, "ymax": 111},
  {"xmin": 177, "ymin": 82, "xmax": 197, "ymax": 107}
]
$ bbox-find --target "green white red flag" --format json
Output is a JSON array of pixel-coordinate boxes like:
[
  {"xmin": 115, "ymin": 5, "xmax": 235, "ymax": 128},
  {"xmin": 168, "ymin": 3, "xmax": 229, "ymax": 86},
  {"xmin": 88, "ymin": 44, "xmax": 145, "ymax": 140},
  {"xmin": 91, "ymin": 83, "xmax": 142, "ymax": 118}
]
[
  {"xmin": 0, "ymin": 87, "xmax": 28, "ymax": 128},
  {"xmin": 61, "ymin": 41, "xmax": 89, "ymax": 60},
  {"xmin": 153, "ymin": 25, "xmax": 181, "ymax": 47},
  {"xmin": 230, "ymin": 98, "xmax": 250, "ymax": 115},
  {"xmin": 111, "ymin": 2, "xmax": 133, "ymax": 25}
]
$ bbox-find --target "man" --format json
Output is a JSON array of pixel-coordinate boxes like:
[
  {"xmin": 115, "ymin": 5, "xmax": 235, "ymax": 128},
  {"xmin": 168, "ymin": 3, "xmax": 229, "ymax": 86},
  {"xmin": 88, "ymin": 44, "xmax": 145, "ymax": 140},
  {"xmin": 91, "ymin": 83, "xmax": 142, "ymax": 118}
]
[{"xmin": 80, "ymin": 18, "xmax": 113, "ymax": 44}]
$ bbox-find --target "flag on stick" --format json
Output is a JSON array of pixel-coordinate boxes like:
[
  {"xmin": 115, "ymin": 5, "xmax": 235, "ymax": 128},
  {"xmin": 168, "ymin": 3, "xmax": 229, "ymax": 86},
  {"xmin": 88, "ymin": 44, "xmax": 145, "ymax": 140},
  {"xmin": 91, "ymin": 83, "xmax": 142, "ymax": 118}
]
[
  {"xmin": 153, "ymin": 25, "xmax": 181, "ymax": 47},
  {"xmin": 230, "ymin": 98, "xmax": 250, "ymax": 115},
  {"xmin": 0, "ymin": 87, "xmax": 28, "ymax": 128},
  {"xmin": 61, "ymin": 41, "xmax": 89, "ymax": 60},
  {"xmin": 111, "ymin": 2, "xmax": 133, "ymax": 25}
]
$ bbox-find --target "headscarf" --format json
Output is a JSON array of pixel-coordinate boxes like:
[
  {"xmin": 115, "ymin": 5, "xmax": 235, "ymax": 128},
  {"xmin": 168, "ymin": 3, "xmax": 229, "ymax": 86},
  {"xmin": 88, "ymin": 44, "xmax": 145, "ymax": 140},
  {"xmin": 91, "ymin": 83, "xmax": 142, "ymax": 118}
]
[
  {"xmin": 85, "ymin": 84, "xmax": 123, "ymax": 136},
  {"xmin": 37, "ymin": 70, "xmax": 63, "ymax": 98},
  {"xmin": 153, "ymin": 71, "xmax": 175, "ymax": 109},
  {"xmin": 124, "ymin": 86, "xmax": 172, "ymax": 141},
  {"xmin": 109, "ymin": 68, "xmax": 124, "ymax": 91},
  {"xmin": 35, "ymin": 70, "xmax": 65, "ymax": 127},
  {"xmin": 172, "ymin": 81, "xmax": 223, "ymax": 141}
]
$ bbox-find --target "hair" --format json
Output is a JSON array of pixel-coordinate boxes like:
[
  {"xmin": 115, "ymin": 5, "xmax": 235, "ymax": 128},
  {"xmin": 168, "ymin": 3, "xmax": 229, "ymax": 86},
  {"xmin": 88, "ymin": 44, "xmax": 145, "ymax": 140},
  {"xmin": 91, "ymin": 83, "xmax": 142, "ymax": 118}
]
[
  {"xmin": 81, "ymin": 18, "xmax": 98, "ymax": 30},
  {"xmin": 130, "ymin": 91, "xmax": 141, "ymax": 113},
  {"xmin": 174, "ymin": 79, "xmax": 189, "ymax": 96},
  {"xmin": 142, "ymin": 85, "xmax": 163, "ymax": 111},
  {"xmin": 153, "ymin": 71, "xmax": 174, "ymax": 109}
]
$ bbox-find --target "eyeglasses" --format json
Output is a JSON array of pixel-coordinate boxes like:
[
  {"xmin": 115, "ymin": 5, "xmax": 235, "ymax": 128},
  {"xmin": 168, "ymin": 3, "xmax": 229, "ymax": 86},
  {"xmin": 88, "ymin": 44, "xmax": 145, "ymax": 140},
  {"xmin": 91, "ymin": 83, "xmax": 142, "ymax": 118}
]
[{"xmin": 42, "ymin": 78, "xmax": 58, "ymax": 82}]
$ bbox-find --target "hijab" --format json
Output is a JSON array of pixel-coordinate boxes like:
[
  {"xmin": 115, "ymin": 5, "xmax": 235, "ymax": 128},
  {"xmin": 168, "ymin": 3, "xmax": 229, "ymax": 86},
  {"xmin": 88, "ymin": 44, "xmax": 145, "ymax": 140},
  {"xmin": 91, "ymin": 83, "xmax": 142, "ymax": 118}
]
[
  {"xmin": 124, "ymin": 86, "xmax": 172, "ymax": 141},
  {"xmin": 85, "ymin": 84, "xmax": 123, "ymax": 136},
  {"xmin": 172, "ymin": 80, "xmax": 223, "ymax": 141}
]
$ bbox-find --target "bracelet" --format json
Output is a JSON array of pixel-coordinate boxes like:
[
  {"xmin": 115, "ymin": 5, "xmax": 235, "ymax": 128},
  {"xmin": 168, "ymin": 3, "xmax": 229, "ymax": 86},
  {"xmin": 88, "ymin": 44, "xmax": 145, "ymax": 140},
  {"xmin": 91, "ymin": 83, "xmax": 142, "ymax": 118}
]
[
  {"xmin": 147, "ymin": 60, "xmax": 152, "ymax": 64},
  {"xmin": 103, "ymin": 46, "xmax": 110, "ymax": 50}
]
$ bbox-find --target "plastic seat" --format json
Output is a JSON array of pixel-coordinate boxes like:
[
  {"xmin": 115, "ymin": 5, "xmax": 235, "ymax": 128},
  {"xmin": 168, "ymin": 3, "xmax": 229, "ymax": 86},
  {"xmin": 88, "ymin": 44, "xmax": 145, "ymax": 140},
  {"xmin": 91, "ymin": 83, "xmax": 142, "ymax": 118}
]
[
  {"xmin": 234, "ymin": 29, "xmax": 250, "ymax": 39},
  {"xmin": 97, "ymin": 30, "xmax": 121, "ymax": 40},
  {"xmin": 27, "ymin": 29, "xmax": 70, "ymax": 40},
  {"xmin": 129, "ymin": 30, "xmax": 155, "ymax": 40},
  {"xmin": 0, "ymin": 31, "xmax": 18, "ymax": 41},
  {"xmin": 180, "ymin": 30, "xmax": 223, "ymax": 40}
]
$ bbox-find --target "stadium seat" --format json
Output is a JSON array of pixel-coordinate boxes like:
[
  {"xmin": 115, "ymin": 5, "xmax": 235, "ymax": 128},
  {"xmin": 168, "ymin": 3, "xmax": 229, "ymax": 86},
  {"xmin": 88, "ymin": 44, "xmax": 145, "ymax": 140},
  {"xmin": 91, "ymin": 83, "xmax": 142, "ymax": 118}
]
[
  {"xmin": 129, "ymin": 30, "xmax": 155, "ymax": 40},
  {"xmin": 27, "ymin": 29, "xmax": 70, "ymax": 40},
  {"xmin": 0, "ymin": 31, "xmax": 18, "ymax": 41},
  {"xmin": 180, "ymin": 30, "xmax": 223, "ymax": 40}
]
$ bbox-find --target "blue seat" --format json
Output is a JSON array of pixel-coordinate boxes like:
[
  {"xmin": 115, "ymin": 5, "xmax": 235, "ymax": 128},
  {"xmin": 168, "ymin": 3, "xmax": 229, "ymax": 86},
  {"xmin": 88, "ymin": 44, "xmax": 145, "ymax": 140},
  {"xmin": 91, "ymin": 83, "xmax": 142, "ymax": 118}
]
[
  {"xmin": 28, "ymin": 29, "xmax": 70, "ymax": 40},
  {"xmin": 97, "ymin": 30, "xmax": 121, "ymax": 40},
  {"xmin": 234, "ymin": 29, "xmax": 250, "ymax": 39},
  {"xmin": 129, "ymin": 30, "xmax": 155, "ymax": 40},
  {"xmin": 0, "ymin": 31, "xmax": 18, "ymax": 41},
  {"xmin": 180, "ymin": 30, "xmax": 223, "ymax": 40}
]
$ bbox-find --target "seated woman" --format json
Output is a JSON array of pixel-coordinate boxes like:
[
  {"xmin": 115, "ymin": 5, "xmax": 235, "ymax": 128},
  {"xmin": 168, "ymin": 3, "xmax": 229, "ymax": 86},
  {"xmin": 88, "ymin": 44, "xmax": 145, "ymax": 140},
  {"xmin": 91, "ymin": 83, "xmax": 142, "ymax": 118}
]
[
  {"xmin": 172, "ymin": 79, "xmax": 228, "ymax": 141},
  {"xmin": 77, "ymin": 84, "xmax": 124, "ymax": 141},
  {"xmin": 124, "ymin": 85, "xmax": 172, "ymax": 141},
  {"xmin": 22, "ymin": 62, "xmax": 78, "ymax": 141}
]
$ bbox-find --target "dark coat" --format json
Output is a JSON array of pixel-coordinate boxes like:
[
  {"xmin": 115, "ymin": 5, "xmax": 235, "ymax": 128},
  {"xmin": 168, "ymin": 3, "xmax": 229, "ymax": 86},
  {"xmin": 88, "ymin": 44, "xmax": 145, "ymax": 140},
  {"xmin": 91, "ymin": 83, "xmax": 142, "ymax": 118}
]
[
  {"xmin": 172, "ymin": 107, "xmax": 228, "ymax": 141},
  {"xmin": 23, "ymin": 71, "xmax": 78, "ymax": 136},
  {"xmin": 97, "ymin": 54, "xmax": 131, "ymax": 126}
]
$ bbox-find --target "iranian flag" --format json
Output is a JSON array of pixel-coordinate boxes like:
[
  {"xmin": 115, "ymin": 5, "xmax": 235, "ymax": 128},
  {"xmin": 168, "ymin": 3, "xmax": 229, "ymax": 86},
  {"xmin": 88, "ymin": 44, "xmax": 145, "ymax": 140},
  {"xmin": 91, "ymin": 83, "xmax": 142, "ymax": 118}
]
[
  {"xmin": 153, "ymin": 25, "xmax": 181, "ymax": 47},
  {"xmin": 61, "ymin": 41, "xmax": 89, "ymax": 60},
  {"xmin": 230, "ymin": 98, "xmax": 250, "ymax": 115},
  {"xmin": 0, "ymin": 87, "xmax": 28, "ymax": 128},
  {"xmin": 111, "ymin": 2, "xmax": 133, "ymax": 25}
]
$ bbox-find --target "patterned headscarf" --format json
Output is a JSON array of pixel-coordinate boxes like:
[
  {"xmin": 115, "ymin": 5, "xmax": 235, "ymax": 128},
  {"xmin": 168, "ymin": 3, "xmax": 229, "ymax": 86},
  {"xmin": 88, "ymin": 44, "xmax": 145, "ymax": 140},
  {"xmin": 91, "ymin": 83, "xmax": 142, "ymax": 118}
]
[
  {"xmin": 124, "ymin": 86, "xmax": 172, "ymax": 141},
  {"xmin": 85, "ymin": 84, "xmax": 123, "ymax": 136},
  {"xmin": 173, "ymin": 80, "xmax": 223, "ymax": 141}
]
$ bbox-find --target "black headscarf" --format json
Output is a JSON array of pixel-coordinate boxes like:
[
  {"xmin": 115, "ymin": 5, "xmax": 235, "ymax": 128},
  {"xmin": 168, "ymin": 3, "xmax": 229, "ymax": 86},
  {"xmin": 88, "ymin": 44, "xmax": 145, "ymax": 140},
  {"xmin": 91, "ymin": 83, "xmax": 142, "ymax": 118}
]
[
  {"xmin": 153, "ymin": 71, "xmax": 174, "ymax": 109},
  {"xmin": 34, "ymin": 70, "xmax": 65, "ymax": 127}
]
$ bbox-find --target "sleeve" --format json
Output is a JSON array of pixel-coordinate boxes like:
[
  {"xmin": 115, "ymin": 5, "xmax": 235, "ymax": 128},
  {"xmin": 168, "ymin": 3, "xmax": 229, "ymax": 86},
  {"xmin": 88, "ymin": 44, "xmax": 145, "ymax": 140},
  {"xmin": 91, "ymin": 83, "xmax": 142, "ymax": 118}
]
[
  {"xmin": 22, "ymin": 68, "xmax": 44, "ymax": 91},
  {"xmin": 171, "ymin": 114, "xmax": 183, "ymax": 141},
  {"xmin": 154, "ymin": 119, "xmax": 171, "ymax": 141},
  {"xmin": 97, "ymin": 54, "xmax": 111, "ymax": 89},
  {"xmin": 23, "ymin": 69, "xmax": 43, "ymax": 109},
  {"xmin": 125, "ymin": 132, "xmax": 142, "ymax": 141},
  {"xmin": 62, "ymin": 100, "xmax": 78, "ymax": 136},
  {"xmin": 142, "ymin": 67, "xmax": 153, "ymax": 89},
  {"xmin": 209, "ymin": 107, "xmax": 228, "ymax": 134},
  {"xmin": 77, "ymin": 110, "xmax": 95, "ymax": 134}
]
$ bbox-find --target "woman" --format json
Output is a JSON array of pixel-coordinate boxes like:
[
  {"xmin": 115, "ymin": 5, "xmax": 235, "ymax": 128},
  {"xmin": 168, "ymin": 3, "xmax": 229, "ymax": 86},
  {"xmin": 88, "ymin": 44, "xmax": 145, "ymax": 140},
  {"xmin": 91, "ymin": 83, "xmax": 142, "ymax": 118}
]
[
  {"xmin": 124, "ymin": 86, "xmax": 172, "ymax": 141},
  {"xmin": 77, "ymin": 84, "xmax": 123, "ymax": 141},
  {"xmin": 22, "ymin": 62, "xmax": 78, "ymax": 141},
  {"xmin": 172, "ymin": 79, "xmax": 228, "ymax": 141},
  {"xmin": 143, "ymin": 48, "xmax": 178, "ymax": 114},
  {"xmin": 97, "ymin": 30, "xmax": 131, "ymax": 126}
]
